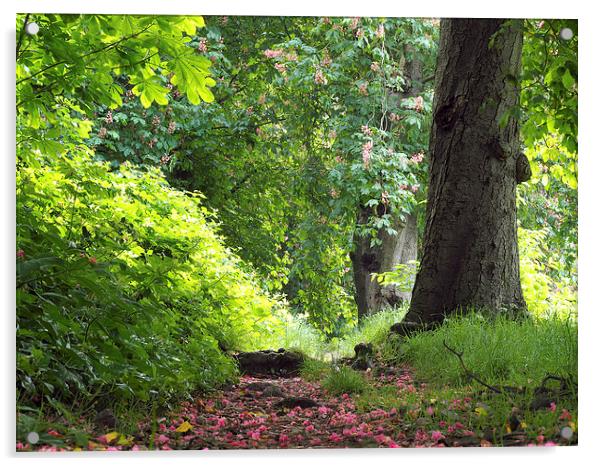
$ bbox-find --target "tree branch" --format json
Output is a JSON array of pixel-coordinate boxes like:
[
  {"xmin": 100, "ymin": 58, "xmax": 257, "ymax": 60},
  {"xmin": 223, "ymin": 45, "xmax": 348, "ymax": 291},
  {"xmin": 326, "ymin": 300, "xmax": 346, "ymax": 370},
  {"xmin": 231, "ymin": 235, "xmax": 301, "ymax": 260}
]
[
  {"xmin": 17, "ymin": 22, "xmax": 154, "ymax": 85},
  {"xmin": 443, "ymin": 340, "xmax": 502, "ymax": 394},
  {"xmin": 16, "ymin": 14, "xmax": 30, "ymax": 61}
]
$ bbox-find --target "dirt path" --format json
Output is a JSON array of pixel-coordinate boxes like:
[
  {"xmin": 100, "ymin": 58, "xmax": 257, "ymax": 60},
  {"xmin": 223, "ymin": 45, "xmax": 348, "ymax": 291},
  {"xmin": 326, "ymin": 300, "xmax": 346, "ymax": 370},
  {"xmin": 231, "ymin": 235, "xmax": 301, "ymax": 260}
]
[{"xmin": 18, "ymin": 367, "xmax": 527, "ymax": 451}]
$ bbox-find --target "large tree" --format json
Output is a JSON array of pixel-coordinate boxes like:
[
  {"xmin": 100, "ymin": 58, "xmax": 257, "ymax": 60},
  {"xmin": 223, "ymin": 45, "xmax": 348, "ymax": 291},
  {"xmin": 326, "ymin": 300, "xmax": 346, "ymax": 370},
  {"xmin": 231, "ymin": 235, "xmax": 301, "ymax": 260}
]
[{"xmin": 407, "ymin": 18, "xmax": 530, "ymax": 323}]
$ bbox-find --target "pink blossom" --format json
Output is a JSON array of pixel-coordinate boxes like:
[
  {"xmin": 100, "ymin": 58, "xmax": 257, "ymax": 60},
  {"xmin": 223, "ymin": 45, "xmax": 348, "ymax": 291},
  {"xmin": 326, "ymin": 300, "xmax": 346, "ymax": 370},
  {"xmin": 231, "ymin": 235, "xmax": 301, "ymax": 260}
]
[
  {"xmin": 358, "ymin": 83, "xmax": 368, "ymax": 95},
  {"xmin": 559, "ymin": 409, "xmax": 572, "ymax": 421},
  {"xmin": 274, "ymin": 63, "xmax": 287, "ymax": 74},
  {"xmin": 431, "ymin": 430, "xmax": 445, "ymax": 442},
  {"xmin": 374, "ymin": 434, "xmax": 391, "ymax": 444},
  {"xmin": 370, "ymin": 62, "xmax": 380, "ymax": 72},
  {"xmin": 329, "ymin": 432, "xmax": 344, "ymax": 443},
  {"xmin": 426, "ymin": 406, "xmax": 435, "ymax": 416},
  {"xmin": 362, "ymin": 140, "xmax": 373, "ymax": 168},
  {"xmin": 411, "ymin": 185, "xmax": 419, "ymax": 193},
  {"xmin": 361, "ymin": 125, "xmax": 371, "ymax": 136},
  {"xmin": 410, "ymin": 152, "xmax": 425, "ymax": 164},
  {"xmin": 376, "ymin": 24, "xmax": 385, "ymax": 38},
  {"xmin": 414, "ymin": 96, "xmax": 424, "ymax": 112},
  {"xmin": 548, "ymin": 402, "xmax": 557, "ymax": 412},
  {"xmin": 264, "ymin": 49, "xmax": 283, "ymax": 59},
  {"xmin": 314, "ymin": 68, "xmax": 328, "ymax": 85},
  {"xmin": 279, "ymin": 433, "xmax": 289, "ymax": 446},
  {"xmin": 197, "ymin": 38, "xmax": 208, "ymax": 53},
  {"xmin": 16, "ymin": 249, "xmax": 25, "ymax": 259},
  {"xmin": 414, "ymin": 429, "xmax": 428, "ymax": 443}
]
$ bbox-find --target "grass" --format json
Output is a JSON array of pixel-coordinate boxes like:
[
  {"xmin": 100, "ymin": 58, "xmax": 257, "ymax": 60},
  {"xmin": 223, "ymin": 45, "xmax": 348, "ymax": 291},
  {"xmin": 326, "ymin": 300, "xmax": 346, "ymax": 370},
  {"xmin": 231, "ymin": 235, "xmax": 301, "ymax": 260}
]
[
  {"xmin": 397, "ymin": 312, "xmax": 577, "ymax": 388},
  {"xmin": 322, "ymin": 366, "xmax": 369, "ymax": 395},
  {"xmin": 313, "ymin": 309, "xmax": 578, "ymax": 446},
  {"xmin": 300, "ymin": 359, "xmax": 331, "ymax": 382}
]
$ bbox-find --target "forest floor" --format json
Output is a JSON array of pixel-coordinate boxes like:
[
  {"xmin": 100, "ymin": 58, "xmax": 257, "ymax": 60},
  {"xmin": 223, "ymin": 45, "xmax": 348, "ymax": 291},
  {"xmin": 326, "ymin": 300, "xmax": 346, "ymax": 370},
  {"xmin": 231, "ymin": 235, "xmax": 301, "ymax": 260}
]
[{"xmin": 16, "ymin": 362, "xmax": 576, "ymax": 451}]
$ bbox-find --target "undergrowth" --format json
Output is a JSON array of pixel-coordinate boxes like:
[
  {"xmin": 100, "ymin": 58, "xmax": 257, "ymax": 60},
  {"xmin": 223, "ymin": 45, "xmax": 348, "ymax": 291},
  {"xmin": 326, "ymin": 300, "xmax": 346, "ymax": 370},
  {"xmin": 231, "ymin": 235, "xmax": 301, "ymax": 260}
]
[{"xmin": 396, "ymin": 312, "xmax": 577, "ymax": 388}]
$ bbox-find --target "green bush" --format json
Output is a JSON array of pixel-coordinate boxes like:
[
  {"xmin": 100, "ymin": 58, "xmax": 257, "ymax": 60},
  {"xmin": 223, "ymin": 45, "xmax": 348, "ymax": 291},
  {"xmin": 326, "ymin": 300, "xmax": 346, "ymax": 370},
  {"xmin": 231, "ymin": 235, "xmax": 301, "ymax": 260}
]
[{"xmin": 16, "ymin": 149, "xmax": 284, "ymax": 407}]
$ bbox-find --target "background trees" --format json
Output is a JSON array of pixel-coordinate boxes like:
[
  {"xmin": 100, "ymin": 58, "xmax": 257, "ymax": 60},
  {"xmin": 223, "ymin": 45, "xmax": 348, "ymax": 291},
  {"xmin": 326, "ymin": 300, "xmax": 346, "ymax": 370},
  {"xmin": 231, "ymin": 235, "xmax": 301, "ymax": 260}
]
[{"xmin": 88, "ymin": 16, "xmax": 439, "ymax": 332}]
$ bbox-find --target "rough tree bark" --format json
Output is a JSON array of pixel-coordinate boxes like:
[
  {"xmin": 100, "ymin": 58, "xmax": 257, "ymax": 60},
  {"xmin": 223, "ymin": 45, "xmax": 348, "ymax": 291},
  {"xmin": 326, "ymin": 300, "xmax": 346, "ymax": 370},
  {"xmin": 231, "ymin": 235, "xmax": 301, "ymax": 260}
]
[
  {"xmin": 352, "ymin": 212, "xmax": 417, "ymax": 319},
  {"xmin": 351, "ymin": 53, "xmax": 422, "ymax": 320},
  {"xmin": 406, "ymin": 19, "xmax": 528, "ymax": 324}
]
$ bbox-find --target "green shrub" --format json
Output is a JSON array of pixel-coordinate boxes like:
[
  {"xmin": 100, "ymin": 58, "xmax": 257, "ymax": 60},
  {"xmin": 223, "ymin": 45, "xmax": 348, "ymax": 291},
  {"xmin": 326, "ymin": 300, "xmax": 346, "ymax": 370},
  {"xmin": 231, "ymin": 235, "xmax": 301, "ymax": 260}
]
[{"xmin": 16, "ymin": 149, "xmax": 284, "ymax": 407}]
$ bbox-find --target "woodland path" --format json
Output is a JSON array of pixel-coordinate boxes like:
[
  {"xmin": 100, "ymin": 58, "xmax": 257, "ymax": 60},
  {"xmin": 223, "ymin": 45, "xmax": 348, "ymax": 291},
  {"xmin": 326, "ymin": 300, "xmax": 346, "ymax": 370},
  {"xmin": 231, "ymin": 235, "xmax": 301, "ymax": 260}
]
[{"xmin": 22, "ymin": 365, "xmax": 492, "ymax": 451}]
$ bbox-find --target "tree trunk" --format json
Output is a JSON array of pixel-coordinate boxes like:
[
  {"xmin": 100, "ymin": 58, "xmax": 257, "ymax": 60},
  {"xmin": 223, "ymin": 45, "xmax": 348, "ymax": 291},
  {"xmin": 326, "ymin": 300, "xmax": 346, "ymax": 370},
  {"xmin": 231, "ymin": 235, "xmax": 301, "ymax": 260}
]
[
  {"xmin": 407, "ymin": 19, "xmax": 527, "ymax": 323},
  {"xmin": 352, "ymin": 211, "xmax": 417, "ymax": 319},
  {"xmin": 351, "ymin": 51, "xmax": 423, "ymax": 320}
]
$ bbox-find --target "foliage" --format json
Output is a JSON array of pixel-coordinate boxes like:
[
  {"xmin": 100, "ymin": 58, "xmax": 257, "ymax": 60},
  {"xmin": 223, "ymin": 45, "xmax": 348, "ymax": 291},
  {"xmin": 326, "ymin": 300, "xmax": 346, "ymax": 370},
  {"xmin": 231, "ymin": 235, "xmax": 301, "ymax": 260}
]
[
  {"xmin": 518, "ymin": 19, "xmax": 578, "ymax": 282},
  {"xmin": 371, "ymin": 260, "xmax": 419, "ymax": 293},
  {"xmin": 518, "ymin": 228, "xmax": 577, "ymax": 319},
  {"xmin": 17, "ymin": 14, "xmax": 216, "ymax": 168},
  {"xmin": 16, "ymin": 148, "xmax": 282, "ymax": 406}
]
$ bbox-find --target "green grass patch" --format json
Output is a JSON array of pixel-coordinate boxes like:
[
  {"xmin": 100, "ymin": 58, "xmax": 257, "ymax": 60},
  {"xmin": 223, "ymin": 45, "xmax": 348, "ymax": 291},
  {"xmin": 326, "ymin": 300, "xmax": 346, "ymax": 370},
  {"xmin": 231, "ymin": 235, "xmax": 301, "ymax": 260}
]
[
  {"xmin": 322, "ymin": 366, "xmax": 369, "ymax": 395},
  {"xmin": 300, "ymin": 359, "xmax": 331, "ymax": 382},
  {"xmin": 398, "ymin": 312, "xmax": 577, "ymax": 388}
]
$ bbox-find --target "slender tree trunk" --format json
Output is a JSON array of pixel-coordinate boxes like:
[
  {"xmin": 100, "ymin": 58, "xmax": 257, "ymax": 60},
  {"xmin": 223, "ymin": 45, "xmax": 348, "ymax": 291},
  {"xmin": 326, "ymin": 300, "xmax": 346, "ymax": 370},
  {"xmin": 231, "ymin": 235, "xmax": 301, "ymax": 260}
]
[
  {"xmin": 352, "ymin": 212, "xmax": 417, "ymax": 319},
  {"xmin": 406, "ymin": 19, "xmax": 528, "ymax": 324},
  {"xmin": 352, "ymin": 53, "xmax": 422, "ymax": 320}
]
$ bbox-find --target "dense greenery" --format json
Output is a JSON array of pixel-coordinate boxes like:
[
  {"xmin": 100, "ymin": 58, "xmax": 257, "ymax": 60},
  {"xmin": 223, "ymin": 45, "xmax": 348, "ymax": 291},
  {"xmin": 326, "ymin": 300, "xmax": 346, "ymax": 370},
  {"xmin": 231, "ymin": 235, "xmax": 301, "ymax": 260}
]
[{"xmin": 16, "ymin": 13, "xmax": 577, "ymax": 436}]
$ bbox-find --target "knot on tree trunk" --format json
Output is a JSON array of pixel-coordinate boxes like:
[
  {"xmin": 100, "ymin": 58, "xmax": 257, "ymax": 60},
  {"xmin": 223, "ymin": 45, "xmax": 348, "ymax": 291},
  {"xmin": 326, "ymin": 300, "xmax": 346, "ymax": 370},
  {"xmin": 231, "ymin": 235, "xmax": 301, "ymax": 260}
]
[{"xmin": 515, "ymin": 152, "xmax": 532, "ymax": 183}]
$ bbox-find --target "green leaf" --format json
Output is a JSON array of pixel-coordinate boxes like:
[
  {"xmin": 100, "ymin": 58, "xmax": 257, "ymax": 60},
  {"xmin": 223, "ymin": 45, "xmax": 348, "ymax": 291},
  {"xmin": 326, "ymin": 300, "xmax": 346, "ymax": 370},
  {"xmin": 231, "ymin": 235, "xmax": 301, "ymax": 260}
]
[{"xmin": 561, "ymin": 69, "xmax": 575, "ymax": 90}]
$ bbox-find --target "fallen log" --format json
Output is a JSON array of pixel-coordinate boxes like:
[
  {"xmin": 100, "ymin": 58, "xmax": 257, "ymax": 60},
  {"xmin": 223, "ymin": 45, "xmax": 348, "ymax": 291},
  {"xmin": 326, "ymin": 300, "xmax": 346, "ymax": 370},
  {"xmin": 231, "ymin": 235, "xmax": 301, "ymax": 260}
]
[{"xmin": 234, "ymin": 349, "xmax": 304, "ymax": 377}]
